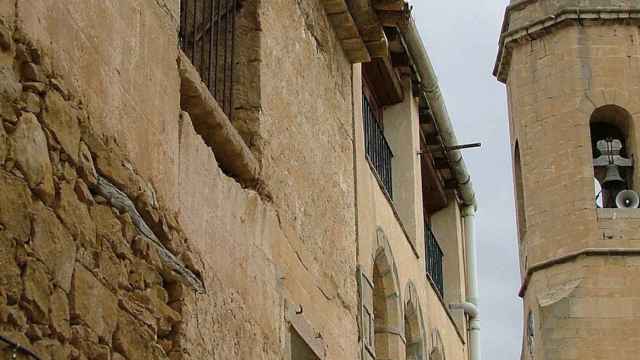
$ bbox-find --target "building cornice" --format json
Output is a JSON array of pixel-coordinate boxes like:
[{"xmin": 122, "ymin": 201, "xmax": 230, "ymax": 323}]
[
  {"xmin": 518, "ymin": 248, "xmax": 640, "ymax": 298},
  {"xmin": 494, "ymin": 5, "xmax": 640, "ymax": 83}
]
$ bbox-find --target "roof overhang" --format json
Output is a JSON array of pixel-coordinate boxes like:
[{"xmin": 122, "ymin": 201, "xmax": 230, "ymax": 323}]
[{"xmin": 320, "ymin": 0, "xmax": 408, "ymax": 63}]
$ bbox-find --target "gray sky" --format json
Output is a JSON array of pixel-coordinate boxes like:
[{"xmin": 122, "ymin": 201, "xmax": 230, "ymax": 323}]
[{"xmin": 412, "ymin": 1, "xmax": 523, "ymax": 359}]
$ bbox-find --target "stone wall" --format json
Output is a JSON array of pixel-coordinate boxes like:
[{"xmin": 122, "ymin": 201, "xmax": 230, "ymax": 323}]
[
  {"xmin": 524, "ymin": 255, "xmax": 640, "ymax": 360},
  {"xmin": 506, "ymin": 23, "xmax": 640, "ymax": 266},
  {"xmin": 1, "ymin": 0, "xmax": 361, "ymax": 359},
  {"xmin": 0, "ymin": 27, "xmax": 202, "ymax": 359},
  {"xmin": 501, "ymin": 5, "xmax": 640, "ymax": 359}
]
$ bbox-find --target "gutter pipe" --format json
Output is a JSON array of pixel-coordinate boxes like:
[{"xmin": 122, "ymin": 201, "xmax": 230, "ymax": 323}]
[{"xmin": 399, "ymin": 17, "xmax": 481, "ymax": 360}]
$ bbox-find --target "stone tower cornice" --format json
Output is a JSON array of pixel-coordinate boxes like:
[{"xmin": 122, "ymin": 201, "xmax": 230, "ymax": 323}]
[{"xmin": 493, "ymin": 0, "xmax": 640, "ymax": 83}]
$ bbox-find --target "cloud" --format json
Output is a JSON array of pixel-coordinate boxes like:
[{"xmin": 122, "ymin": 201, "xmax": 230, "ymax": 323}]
[{"xmin": 412, "ymin": 1, "xmax": 523, "ymax": 359}]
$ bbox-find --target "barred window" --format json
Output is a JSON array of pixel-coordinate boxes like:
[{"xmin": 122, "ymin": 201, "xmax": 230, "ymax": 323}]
[{"xmin": 180, "ymin": 0, "xmax": 239, "ymax": 117}]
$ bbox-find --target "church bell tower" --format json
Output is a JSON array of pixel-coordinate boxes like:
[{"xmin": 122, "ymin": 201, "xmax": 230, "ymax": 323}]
[{"xmin": 495, "ymin": 1, "xmax": 640, "ymax": 359}]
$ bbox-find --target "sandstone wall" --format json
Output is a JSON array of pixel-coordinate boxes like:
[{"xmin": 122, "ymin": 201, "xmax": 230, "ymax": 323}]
[
  {"xmin": 351, "ymin": 65, "xmax": 468, "ymax": 360},
  {"xmin": 0, "ymin": 0, "xmax": 360, "ymax": 359},
  {"xmin": 0, "ymin": 31, "xmax": 200, "ymax": 359},
  {"xmin": 524, "ymin": 254, "xmax": 640, "ymax": 360},
  {"xmin": 503, "ymin": 13, "xmax": 640, "ymax": 360},
  {"xmin": 507, "ymin": 23, "xmax": 640, "ymax": 267}
]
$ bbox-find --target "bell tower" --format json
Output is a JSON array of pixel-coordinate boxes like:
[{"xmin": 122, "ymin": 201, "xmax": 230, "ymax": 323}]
[{"xmin": 495, "ymin": 1, "xmax": 640, "ymax": 359}]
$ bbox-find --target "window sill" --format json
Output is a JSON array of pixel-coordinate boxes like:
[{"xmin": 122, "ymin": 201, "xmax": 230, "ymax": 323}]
[{"xmin": 596, "ymin": 208, "xmax": 640, "ymax": 219}]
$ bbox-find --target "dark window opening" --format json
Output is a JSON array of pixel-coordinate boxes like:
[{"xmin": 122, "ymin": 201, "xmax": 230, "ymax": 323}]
[
  {"xmin": 180, "ymin": 0, "xmax": 239, "ymax": 117},
  {"xmin": 590, "ymin": 106, "xmax": 635, "ymax": 208},
  {"xmin": 425, "ymin": 223, "xmax": 444, "ymax": 297},
  {"xmin": 290, "ymin": 327, "xmax": 319, "ymax": 360}
]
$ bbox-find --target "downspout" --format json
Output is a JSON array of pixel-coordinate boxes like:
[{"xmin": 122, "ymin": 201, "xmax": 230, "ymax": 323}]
[
  {"xmin": 399, "ymin": 17, "xmax": 481, "ymax": 360},
  {"xmin": 462, "ymin": 206, "xmax": 481, "ymax": 360}
]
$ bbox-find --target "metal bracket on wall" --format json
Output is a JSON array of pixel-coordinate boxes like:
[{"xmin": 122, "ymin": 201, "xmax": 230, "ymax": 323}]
[{"xmin": 418, "ymin": 142, "xmax": 482, "ymax": 155}]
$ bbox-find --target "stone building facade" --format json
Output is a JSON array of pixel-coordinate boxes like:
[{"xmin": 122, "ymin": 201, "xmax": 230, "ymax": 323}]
[
  {"xmin": 495, "ymin": 1, "xmax": 640, "ymax": 359},
  {"xmin": 0, "ymin": 0, "xmax": 478, "ymax": 359}
]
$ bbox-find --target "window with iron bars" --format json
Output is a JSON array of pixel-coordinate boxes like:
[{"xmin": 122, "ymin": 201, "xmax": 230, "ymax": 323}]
[
  {"xmin": 180, "ymin": 0, "xmax": 238, "ymax": 118},
  {"xmin": 425, "ymin": 223, "xmax": 444, "ymax": 297},
  {"xmin": 363, "ymin": 84, "xmax": 393, "ymax": 199}
]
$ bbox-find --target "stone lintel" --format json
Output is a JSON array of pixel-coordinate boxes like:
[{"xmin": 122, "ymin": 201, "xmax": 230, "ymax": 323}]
[{"xmin": 494, "ymin": 3, "xmax": 640, "ymax": 83}]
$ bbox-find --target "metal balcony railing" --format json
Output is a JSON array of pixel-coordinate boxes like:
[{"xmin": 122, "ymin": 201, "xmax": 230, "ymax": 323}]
[
  {"xmin": 180, "ymin": 0, "xmax": 238, "ymax": 117},
  {"xmin": 363, "ymin": 95, "xmax": 393, "ymax": 198},
  {"xmin": 426, "ymin": 224, "xmax": 444, "ymax": 297}
]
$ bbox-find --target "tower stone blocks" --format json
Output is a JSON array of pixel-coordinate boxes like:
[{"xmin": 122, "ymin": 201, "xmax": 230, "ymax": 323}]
[{"xmin": 495, "ymin": 1, "xmax": 640, "ymax": 359}]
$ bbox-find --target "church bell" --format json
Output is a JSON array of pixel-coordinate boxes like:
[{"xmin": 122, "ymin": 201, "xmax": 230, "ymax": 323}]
[{"xmin": 603, "ymin": 164, "xmax": 625, "ymax": 185}]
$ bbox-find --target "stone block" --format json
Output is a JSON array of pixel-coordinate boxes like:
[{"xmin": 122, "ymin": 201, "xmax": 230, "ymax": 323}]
[
  {"xmin": 49, "ymin": 287, "xmax": 71, "ymax": 340},
  {"xmin": 113, "ymin": 311, "xmax": 157, "ymax": 360},
  {"xmin": 22, "ymin": 259, "xmax": 51, "ymax": 324},
  {"xmin": 0, "ymin": 233, "xmax": 22, "ymax": 305},
  {"xmin": 42, "ymin": 91, "xmax": 81, "ymax": 164},
  {"xmin": 56, "ymin": 182, "xmax": 96, "ymax": 248},
  {"xmin": 12, "ymin": 112, "xmax": 55, "ymax": 203},
  {"xmin": 71, "ymin": 266, "xmax": 118, "ymax": 343},
  {"xmin": 31, "ymin": 201, "xmax": 76, "ymax": 292}
]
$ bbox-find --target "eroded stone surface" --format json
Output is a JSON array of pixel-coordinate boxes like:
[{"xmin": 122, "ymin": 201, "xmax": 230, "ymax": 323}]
[
  {"xmin": 43, "ymin": 91, "xmax": 81, "ymax": 164},
  {"xmin": 31, "ymin": 201, "xmax": 76, "ymax": 292},
  {"xmin": 12, "ymin": 111, "xmax": 55, "ymax": 202},
  {"xmin": 0, "ymin": 170, "xmax": 32, "ymax": 240},
  {"xmin": 71, "ymin": 266, "xmax": 118, "ymax": 342},
  {"xmin": 22, "ymin": 260, "xmax": 51, "ymax": 325},
  {"xmin": 56, "ymin": 181, "xmax": 97, "ymax": 248}
]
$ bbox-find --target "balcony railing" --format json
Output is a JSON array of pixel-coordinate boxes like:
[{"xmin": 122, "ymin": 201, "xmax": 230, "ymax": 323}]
[
  {"xmin": 180, "ymin": 0, "xmax": 238, "ymax": 117},
  {"xmin": 363, "ymin": 95, "xmax": 393, "ymax": 198},
  {"xmin": 426, "ymin": 224, "xmax": 444, "ymax": 297}
]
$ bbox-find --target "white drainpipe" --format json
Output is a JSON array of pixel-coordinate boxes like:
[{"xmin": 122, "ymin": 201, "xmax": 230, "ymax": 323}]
[
  {"xmin": 462, "ymin": 206, "xmax": 481, "ymax": 360},
  {"xmin": 398, "ymin": 17, "xmax": 481, "ymax": 360}
]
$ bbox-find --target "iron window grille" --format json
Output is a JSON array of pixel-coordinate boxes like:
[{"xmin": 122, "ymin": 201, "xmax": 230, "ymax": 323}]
[
  {"xmin": 426, "ymin": 224, "xmax": 444, "ymax": 297},
  {"xmin": 363, "ymin": 94, "xmax": 393, "ymax": 198},
  {"xmin": 180, "ymin": 0, "xmax": 238, "ymax": 117}
]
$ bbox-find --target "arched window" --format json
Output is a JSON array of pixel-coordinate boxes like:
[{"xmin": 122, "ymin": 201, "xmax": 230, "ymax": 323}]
[
  {"xmin": 404, "ymin": 283, "xmax": 426, "ymax": 360},
  {"xmin": 513, "ymin": 142, "xmax": 526, "ymax": 240},
  {"xmin": 590, "ymin": 105, "xmax": 635, "ymax": 208}
]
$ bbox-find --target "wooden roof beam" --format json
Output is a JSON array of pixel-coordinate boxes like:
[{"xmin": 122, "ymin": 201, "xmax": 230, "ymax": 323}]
[{"xmin": 373, "ymin": 0, "xmax": 406, "ymax": 12}]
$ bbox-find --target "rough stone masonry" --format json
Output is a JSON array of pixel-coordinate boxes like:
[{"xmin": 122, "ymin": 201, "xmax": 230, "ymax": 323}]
[{"xmin": 0, "ymin": 23, "xmax": 205, "ymax": 359}]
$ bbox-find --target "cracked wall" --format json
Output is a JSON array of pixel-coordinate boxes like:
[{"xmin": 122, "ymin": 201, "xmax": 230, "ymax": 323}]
[
  {"xmin": 0, "ymin": 0, "xmax": 360, "ymax": 359},
  {"xmin": 0, "ymin": 29, "xmax": 202, "ymax": 359}
]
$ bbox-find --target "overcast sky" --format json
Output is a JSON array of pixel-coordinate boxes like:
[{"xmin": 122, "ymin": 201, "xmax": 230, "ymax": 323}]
[{"xmin": 412, "ymin": 1, "xmax": 523, "ymax": 359}]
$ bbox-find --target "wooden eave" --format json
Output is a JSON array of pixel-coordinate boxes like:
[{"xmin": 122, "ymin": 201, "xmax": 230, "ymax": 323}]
[
  {"xmin": 372, "ymin": 0, "xmax": 406, "ymax": 11},
  {"xmin": 320, "ymin": 0, "xmax": 408, "ymax": 63},
  {"xmin": 362, "ymin": 57, "xmax": 404, "ymax": 105},
  {"xmin": 348, "ymin": 0, "xmax": 390, "ymax": 59},
  {"xmin": 419, "ymin": 129, "xmax": 448, "ymax": 214},
  {"xmin": 320, "ymin": 0, "xmax": 371, "ymax": 63}
]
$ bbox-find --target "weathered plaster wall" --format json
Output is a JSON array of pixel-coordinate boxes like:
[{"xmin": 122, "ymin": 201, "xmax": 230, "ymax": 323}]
[
  {"xmin": 352, "ymin": 64, "xmax": 468, "ymax": 360},
  {"xmin": 431, "ymin": 197, "xmax": 467, "ymax": 331},
  {"xmin": 1, "ymin": 0, "xmax": 360, "ymax": 359},
  {"xmin": 0, "ymin": 31, "xmax": 199, "ymax": 359},
  {"xmin": 13, "ymin": 0, "xmax": 183, "ymax": 210}
]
